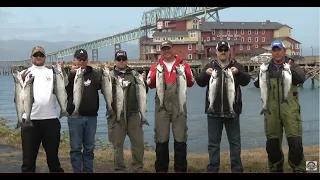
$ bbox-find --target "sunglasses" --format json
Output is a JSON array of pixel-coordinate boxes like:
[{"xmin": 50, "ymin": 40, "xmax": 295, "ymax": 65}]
[
  {"xmin": 32, "ymin": 53, "xmax": 45, "ymax": 58},
  {"xmin": 116, "ymin": 58, "xmax": 127, "ymax": 62},
  {"xmin": 76, "ymin": 56, "xmax": 87, "ymax": 61},
  {"xmin": 218, "ymin": 48, "xmax": 229, "ymax": 52}
]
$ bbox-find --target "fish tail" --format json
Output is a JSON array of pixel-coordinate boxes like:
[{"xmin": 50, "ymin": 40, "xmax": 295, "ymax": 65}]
[
  {"xmin": 24, "ymin": 120, "xmax": 33, "ymax": 127},
  {"xmin": 15, "ymin": 121, "xmax": 21, "ymax": 129},
  {"xmin": 59, "ymin": 110, "xmax": 69, "ymax": 119},
  {"xmin": 260, "ymin": 108, "xmax": 271, "ymax": 115},
  {"xmin": 142, "ymin": 119, "xmax": 149, "ymax": 126},
  {"xmin": 207, "ymin": 107, "xmax": 214, "ymax": 114},
  {"xmin": 282, "ymin": 99, "xmax": 289, "ymax": 104},
  {"xmin": 230, "ymin": 110, "xmax": 237, "ymax": 117},
  {"xmin": 71, "ymin": 110, "xmax": 79, "ymax": 117}
]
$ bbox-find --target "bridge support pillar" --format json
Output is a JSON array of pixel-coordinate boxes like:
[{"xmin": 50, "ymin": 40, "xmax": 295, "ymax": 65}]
[
  {"xmin": 92, "ymin": 49, "xmax": 98, "ymax": 61},
  {"xmin": 115, "ymin": 43, "xmax": 121, "ymax": 53}
]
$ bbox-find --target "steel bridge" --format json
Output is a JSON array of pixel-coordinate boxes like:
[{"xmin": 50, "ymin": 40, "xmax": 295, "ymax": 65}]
[{"xmin": 0, "ymin": 7, "xmax": 229, "ymax": 67}]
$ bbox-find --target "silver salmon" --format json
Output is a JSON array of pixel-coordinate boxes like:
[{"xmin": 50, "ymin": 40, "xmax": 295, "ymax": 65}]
[
  {"xmin": 156, "ymin": 64, "xmax": 165, "ymax": 109},
  {"xmin": 176, "ymin": 64, "xmax": 187, "ymax": 118},
  {"xmin": 224, "ymin": 68, "xmax": 236, "ymax": 117},
  {"xmin": 12, "ymin": 71, "xmax": 24, "ymax": 129},
  {"xmin": 23, "ymin": 75, "xmax": 35, "ymax": 128},
  {"xmin": 282, "ymin": 63, "xmax": 292, "ymax": 104},
  {"xmin": 135, "ymin": 74, "xmax": 149, "ymax": 126},
  {"xmin": 52, "ymin": 64, "xmax": 69, "ymax": 118},
  {"xmin": 207, "ymin": 69, "xmax": 218, "ymax": 114},
  {"xmin": 72, "ymin": 68, "xmax": 85, "ymax": 117},
  {"xmin": 259, "ymin": 63, "xmax": 271, "ymax": 115},
  {"xmin": 101, "ymin": 67, "xmax": 114, "ymax": 116},
  {"xmin": 115, "ymin": 76, "xmax": 125, "ymax": 121}
]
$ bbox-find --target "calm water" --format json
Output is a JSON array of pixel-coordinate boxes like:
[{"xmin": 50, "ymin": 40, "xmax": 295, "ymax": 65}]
[{"xmin": 0, "ymin": 76, "xmax": 319, "ymax": 153}]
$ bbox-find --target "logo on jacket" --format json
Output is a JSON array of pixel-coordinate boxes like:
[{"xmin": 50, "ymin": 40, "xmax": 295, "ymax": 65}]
[
  {"xmin": 46, "ymin": 76, "xmax": 51, "ymax": 81},
  {"xmin": 84, "ymin": 79, "xmax": 91, "ymax": 86}
]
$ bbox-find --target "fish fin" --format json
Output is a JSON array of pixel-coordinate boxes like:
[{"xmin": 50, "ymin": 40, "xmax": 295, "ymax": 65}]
[
  {"xmin": 282, "ymin": 99, "xmax": 289, "ymax": 104},
  {"xmin": 260, "ymin": 109, "xmax": 271, "ymax": 115},
  {"xmin": 15, "ymin": 122, "xmax": 21, "ymax": 129},
  {"xmin": 142, "ymin": 119, "xmax": 149, "ymax": 126},
  {"xmin": 59, "ymin": 110, "xmax": 69, "ymax": 119}
]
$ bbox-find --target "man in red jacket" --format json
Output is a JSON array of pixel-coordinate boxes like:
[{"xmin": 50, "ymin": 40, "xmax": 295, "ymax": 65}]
[{"xmin": 147, "ymin": 40, "xmax": 194, "ymax": 172}]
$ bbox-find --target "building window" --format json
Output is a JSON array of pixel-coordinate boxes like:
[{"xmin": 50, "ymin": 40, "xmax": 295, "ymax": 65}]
[
  {"xmin": 255, "ymin": 37, "xmax": 258, "ymax": 42},
  {"xmin": 248, "ymin": 37, "xmax": 251, "ymax": 42},
  {"xmin": 262, "ymin": 37, "xmax": 265, "ymax": 42},
  {"xmin": 201, "ymin": 37, "xmax": 203, "ymax": 41},
  {"xmin": 212, "ymin": 37, "xmax": 215, "ymax": 41},
  {"xmin": 247, "ymin": 44, "xmax": 250, "ymax": 50},
  {"xmin": 255, "ymin": 29, "xmax": 258, "ymax": 34},
  {"xmin": 234, "ymin": 29, "xmax": 237, "ymax": 34},
  {"xmin": 207, "ymin": 37, "xmax": 210, "ymax": 41},
  {"xmin": 162, "ymin": 29, "xmax": 167, "ymax": 32},
  {"xmin": 295, "ymin": 44, "xmax": 299, "ymax": 49},
  {"xmin": 188, "ymin": 54, "xmax": 192, "ymax": 59},
  {"xmin": 156, "ymin": 45, "xmax": 161, "ymax": 51},
  {"xmin": 262, "ymin": 30, "xmax": 265, "ymax": 35},
  {"xmin": 219, "ymin": 29, "xmax": 223, "ymax": 34},
  {"xmin": 189, "ymin": 31, "xmax": 197, "ymax": 38},
  {"xmin": 171, "ymin": 37, "xmax": 176, "ymax": 41},
  {"xmin": 227, "ymin": 30, "xmax": 230, "ymax": 34},
  {"xmin": 188, "ymin": 44, "xmax": 192, "ymax": 50},
  {"xmin": 241, "ymin": 29, "xmax": 244, "ymax": 34},
  {"xmin": 289, "ymin": 29, "xmax": 291, "ymax": 34},
  {"xmin": 241, "ymin": 37, "xmax": 244, "ymax": 42},
  {"xmin": 240, "ymin": 44, "xmax": 243, "ymax": 50},
  {"xmin": 165, "ymin": 21, "xmax": 169, "ymax": 27},
  {"xmin": 192, "ymin": 23, "xmax": 198, "ymax": 29},
  {"xmin": 248, "ymin": 30, "xmax": 251, "ymax": 35},
  {"xmin": 178, "ymin": 37, "xmax": 184, "ymax": 40},
  {"xmin": 212, "ymin": 30, "xmax": 215, "ymax": 35},
  {"xmin": 255, "ymin": 45, "xmax": 259, "ymax": 48},
  {"xmin": 168, "ymin": 29, "xmax": 172, "ymax": 32},
  {"xmin": 234, "ymin": 37, "xmax": 237, "ymax": 40}
]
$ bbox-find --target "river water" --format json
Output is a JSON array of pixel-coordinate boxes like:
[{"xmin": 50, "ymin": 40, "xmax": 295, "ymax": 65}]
[{"xmin": 0, "ymin": 75, "xmax": 318, "ymax": 153}]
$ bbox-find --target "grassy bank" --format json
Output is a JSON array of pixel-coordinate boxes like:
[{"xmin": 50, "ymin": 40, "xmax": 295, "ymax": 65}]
[{"xmin": 0, "ymin": 118, "xmax": 319, "ymax": 172}]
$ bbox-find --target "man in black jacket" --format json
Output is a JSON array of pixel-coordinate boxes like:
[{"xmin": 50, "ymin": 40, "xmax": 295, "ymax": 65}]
[
  {"xmin": 65, "ymin": 49, "xmax": 102, "ymax": 173},
  {"xmin": 196, "ymin": 41, "xmax": 251, "ymax": 172}
]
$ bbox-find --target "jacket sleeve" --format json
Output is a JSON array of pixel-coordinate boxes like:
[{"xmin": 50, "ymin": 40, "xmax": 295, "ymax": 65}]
[
  {"xmin": 96, "ymin": 72, "xmax": 102, "ymax": 91},
  {"xmin": 195, "ymin": 63, "xmax": 211, "ymax": 87},
  {"xmin": 147, "ymin": 63, "xmax": 157, "ymax": 89},
  {"xmin": 233, "ymin": 62, "xmax": 251, "ymax": 86},
  {"xmin": 290, "ymin": 62, "xmax": 306, "ymax": 85},
  {"xmin": 183, "ymin": 62, "xmax": 195, "ymax": 88}
]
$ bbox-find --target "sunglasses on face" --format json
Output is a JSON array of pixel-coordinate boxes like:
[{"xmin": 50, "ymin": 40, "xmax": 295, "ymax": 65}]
[
  {"xmin": 116, "ymin": 58, "xmax": 127, "ymax": 62},
  {"xmin": 76, "ymin": 56, "xmax": 87, "ymax": 61},
  {"xmin": 218, "ymin": 48, "xmax": 229, "ymax": 52},
  {"xmin": 33, "ymin": 53, "xmax": 45, "ymax": 58}
]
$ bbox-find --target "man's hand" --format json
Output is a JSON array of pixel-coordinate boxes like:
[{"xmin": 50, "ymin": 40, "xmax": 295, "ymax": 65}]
[
  {"xmin": 231, "ymin": 67, "xmax": 239, "ymax": 75},
  {"xmin": 105, "ymin": 61, "xmax": 110, "ymax": 69},
  {"xmin": 70, "ymin": 61, "xmax": 79, "ymax": 73},
  {"xmin": 59, "ymin": 60, "xmax": 65, "ymax": 69},
  {"xmin": 142, "ymin": 71, "xmax": 147, "ymax": 79},
  {"xmin": 206, "ymin": 68, "xmax": 213, "ymax": 76},
  {"xmin": 21, "ymin": 70, "xmax": 31, "ymax": 82}
]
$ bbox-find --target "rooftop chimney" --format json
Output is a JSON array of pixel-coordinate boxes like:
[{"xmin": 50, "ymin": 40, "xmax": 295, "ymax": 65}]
[{"xmin": 266, "ymin": 20, "xmax": 270, "ymax": 23}]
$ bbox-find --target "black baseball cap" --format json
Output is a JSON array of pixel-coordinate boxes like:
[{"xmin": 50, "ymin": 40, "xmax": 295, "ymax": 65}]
[
  {"xmin": 115, "ymin": 50, "xmax": 128, "ymax": 60},
  {"xmin": 216, "ymin": 41, "xmax": 231, "ymax": 50},
  {"xmin": 161, "ymin": 40, "xmax": 173, "ymax": 49},
  {"xmin": 74, "ymin": 49, "xmax": 88, "ymax": 59}
]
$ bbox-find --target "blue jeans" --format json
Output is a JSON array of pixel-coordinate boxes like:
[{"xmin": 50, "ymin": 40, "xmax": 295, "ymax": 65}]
[
  {"xmin": 67, "ymin": 116, "xmax": 97, "ymax": 172},
  {"xmin": 207, "ymin": 115, "xmax": 243, "ymax": 172}
]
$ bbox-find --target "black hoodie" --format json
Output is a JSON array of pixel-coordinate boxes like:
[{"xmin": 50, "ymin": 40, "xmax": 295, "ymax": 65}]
[{"xmin": 65, "ymin": 66, "xmax": 102, "ymax": 117}]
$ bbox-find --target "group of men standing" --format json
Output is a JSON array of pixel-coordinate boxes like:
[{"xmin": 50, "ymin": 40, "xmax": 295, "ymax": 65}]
[{"xmin": 16, "ymin": 38, "xmax": 307, "ymax": 173}]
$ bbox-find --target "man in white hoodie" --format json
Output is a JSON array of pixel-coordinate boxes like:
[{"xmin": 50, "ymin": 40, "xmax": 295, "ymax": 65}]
[{"xmin": 19, "ymin": 46, "xmax": 65, "ymax": 173}]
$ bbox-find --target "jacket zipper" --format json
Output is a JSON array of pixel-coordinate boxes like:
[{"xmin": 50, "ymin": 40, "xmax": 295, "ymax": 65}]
[
  {"xmin": 277, "ymin": 67, "xmax": 281, "ymax": 118},
  {"xmin": 221, "ymin": 70, "xmax": 224, "ymax": 114}
]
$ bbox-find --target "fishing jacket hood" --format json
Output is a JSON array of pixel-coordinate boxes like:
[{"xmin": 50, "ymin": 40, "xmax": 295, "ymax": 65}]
[
  {"xmin": 65, "ymin": 65, "xmax": 102, "ymax": 117},
  {"xmin": 195, "ymin": 58, "xmax": 251, "ymax": 117}
]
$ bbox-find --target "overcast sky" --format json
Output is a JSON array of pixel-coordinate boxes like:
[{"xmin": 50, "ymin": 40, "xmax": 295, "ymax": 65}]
[{"xmin": 0, "ymin": 7, "xmax": 319, "ymax": 55}]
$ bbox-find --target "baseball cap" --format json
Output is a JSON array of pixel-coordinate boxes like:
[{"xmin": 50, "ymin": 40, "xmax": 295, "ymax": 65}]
[
  {"xmin": 160, "ymin": 40, "xmax": 173, "ymax": 49},
  {"xmin": 271, "ymin": 40, "xmax": 286, "ymax": 49},
  {"xmin": 31, "ymin": 46, "xmax": 45, "ymax": 56},
  {"xmin": 74, "ymin": 49, "xmax": 88, "ymax": 59},
  {"xmin": 115, "ymin": 50, "xmax": 128, "ymax": 60},
  {"xmin": 216, "ymin": 41, "xmax": 231, "ymax": 50}
]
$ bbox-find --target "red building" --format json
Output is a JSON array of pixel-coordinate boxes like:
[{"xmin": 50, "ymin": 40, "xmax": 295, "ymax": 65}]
[{"xmin": 140, "ymin": 18, "xmax": 301, "ymax": 60}]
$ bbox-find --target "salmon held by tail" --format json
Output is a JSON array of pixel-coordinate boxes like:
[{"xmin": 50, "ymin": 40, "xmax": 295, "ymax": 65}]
[
  {"xmin": 259, "ymin": 63, "xmax": 271, "ymax": 115},
  {"xmin": 115, "ymin": 76, "xmax": 125, "ymax": 122},
  {"xmin": 22, "ymin": 75, "xmax": 35, "ymax": 128},
  {"xmin": 156, "ymin": 64, "xmax": 165, "ymax": 110},
  {"xmin": 71, "ymin": 68, "xmax": 85, "ymax": 117},
  {"xmin": 135, "ymin": 74, "xmax": 149, "ymax": 126},
  {"xmin": 176, "ymin": 64, "xmax": 187, "ymax": 118},
  {"xmin": 207, "ymin": 69, "xmax": 219, "ymax": 114},
  {"xmin": 12, "ymin": 71, "xmax": 25, "ymax": 129},
  {"xmin": 282, "ymin": 62, "xmax": 292, "ymax": 104},
  {"xmin": 101, "ymin": 67, "xmax": 114, "ymax": 116},
  {"xmin": 224, "ymin": 68, "xmax": 236, "ymax": 117},
  {"xmin": 52, "ymin": 64, "xmax": 69, "ymax": 119}
]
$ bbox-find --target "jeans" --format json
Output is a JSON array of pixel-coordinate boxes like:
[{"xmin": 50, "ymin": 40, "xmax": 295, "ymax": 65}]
[
  {"xmin": 67, "ymin": 116, "xmax": 97, "ymax": 172},
  {"xmin": 207, "ymin": 115, "xmax": 243, "ymax": 172}
]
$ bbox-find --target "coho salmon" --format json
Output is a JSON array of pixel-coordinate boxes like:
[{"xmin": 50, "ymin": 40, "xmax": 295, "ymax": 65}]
[
  {"xmin": 12, "ymin": 71, "xmax": 24, "ymax": 129},
  {"xmin": 224, "ymin": 68, "xmax": 236, "ymax": 117},
  {"xmin": 23, "ymin": 75, "xmax": 35, "ymax": 128},
  {"xmin": 207, "ymin": 69, "xmax": 218, "ymax": 114},
  {"xmin": 135, "ymin": 74, "xmax": 149, "ymax": 126},
  {"xmin": 71, "ymin": 68, "xmax": 85, "ymax": 117},
  {"xmin": 282, "ymin": 63, "xmax": 292, "ymax": 104},
  {"xmin": 52, "ymin": 64, "xmax": 69, "ymax": 118},
  {"xmin": 115, "ymin": 76, "xmax": 125, "ymax": 121},
  {"xmin": 156, "ymin": 64, "xmax": 165, "ymax": 109},
  {"xmin": 176, "ymin": 64, "xmax": 187, "ymax": 118},
  {"xmin": 259, "ymin": 63, "xmax": 271, "ymax": 115},
  {"xmin": 101, "ymin": 67, "xmax": 114, "ymax": 116}
]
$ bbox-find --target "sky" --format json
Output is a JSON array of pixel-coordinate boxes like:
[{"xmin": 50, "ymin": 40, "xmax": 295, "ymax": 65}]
[{"xmin": 0, "ymin": 7, "xmax": 319, "ymax": 55}]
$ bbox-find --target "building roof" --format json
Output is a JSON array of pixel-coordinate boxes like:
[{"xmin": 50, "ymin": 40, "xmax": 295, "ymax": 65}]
[
  {"xmin": 204, "ymin": 41, "xmax": 251, "ymax": 46},
  {"xmin": 157, "ymin": 17, "xmax": 198, "ymax": 23},
  {"xmin": 200, "ymin": 21, "xmax": 292, "ymax": 31},
  {"xmin": 143, "ymin": 41, "xmax": 198, "ymax": 46},
  {"xmin": 153, "ymin": 31, "xmax": 189, "ymax": 37},
  {"xmin": 262, "ymin": 36, "xmax": 301, "ymax": 45}
]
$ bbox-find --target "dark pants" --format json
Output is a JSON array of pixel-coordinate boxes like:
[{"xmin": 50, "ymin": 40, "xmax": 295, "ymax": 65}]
[
  {"xmin": 21, "ymin": 118, "xmax": 64, "ymax": 173},
  {"xmin": 207, "ymin": 115, "xmax": 243, "ymax": 172}
]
